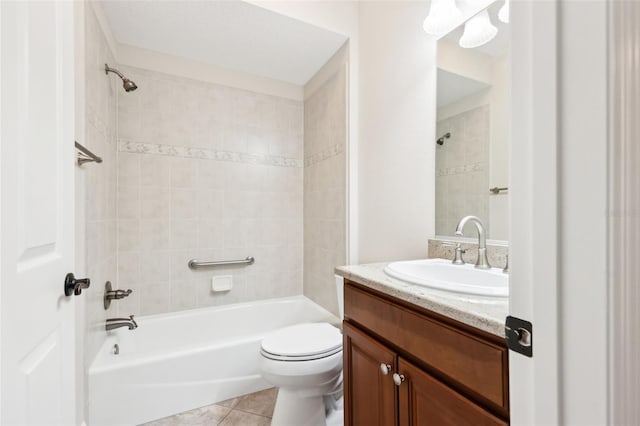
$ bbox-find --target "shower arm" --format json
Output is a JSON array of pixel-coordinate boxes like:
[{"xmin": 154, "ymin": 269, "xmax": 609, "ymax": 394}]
[{"xmin": 104, "ymin": 64, "xmax": 125, "ymax": 79}]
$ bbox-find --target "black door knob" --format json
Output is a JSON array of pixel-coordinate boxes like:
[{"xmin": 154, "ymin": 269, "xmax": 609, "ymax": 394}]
[{"xmin": 64, "ymin": 273, "xmax": 90, "ymax": 296}]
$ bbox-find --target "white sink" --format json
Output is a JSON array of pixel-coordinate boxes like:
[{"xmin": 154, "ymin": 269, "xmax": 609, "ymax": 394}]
[{"xmin": 383, "ymin": 258, "xmax": 509, "ymax": 297}]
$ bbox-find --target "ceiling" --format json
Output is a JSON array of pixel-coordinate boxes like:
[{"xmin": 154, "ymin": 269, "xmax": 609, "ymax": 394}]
[
  {"xmin": 436, "ymin": 69, "xmax": 490, "ymax": 108},
  {"xmin": 99, "ymin": 0, "xmax": 348, "ymax": 86}
]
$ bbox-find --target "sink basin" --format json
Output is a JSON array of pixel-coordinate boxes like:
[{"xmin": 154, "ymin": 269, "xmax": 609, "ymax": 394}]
[{"xmin": 383, "ymin": 258, "xmax": 508, "ymax": 297}]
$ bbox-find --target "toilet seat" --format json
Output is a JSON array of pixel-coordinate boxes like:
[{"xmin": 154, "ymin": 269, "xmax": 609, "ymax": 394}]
[{"xmin": 260, "ymin": 323, "xmax": 342, "ymax": 362}]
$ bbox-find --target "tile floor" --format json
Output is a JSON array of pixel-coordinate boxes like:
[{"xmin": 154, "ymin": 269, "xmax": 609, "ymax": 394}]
[{"xmin": 141, "ymin": 388, "xmax": 277, "ymax": 426}]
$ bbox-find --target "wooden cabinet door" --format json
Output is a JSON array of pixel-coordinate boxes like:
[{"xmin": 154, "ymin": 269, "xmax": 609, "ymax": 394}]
[
  {"xmin": 343, "ymin": 322, "xmax": 397, "ymax": 426},
  {"xmin": 397, "ymin": 358, "xmax": 508, "ymax": 426}
]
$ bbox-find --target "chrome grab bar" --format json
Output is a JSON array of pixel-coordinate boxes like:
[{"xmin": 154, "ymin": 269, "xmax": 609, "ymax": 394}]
[
  {"xmin": 75, "ymin": 141, "xmax": 103, "ymax": 166},
  {"xmin": 188, "ymin": 256, "xmax": 255, "ymax": 270}
]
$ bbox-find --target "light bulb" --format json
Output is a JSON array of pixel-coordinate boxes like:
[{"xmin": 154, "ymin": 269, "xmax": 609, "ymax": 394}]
[
  {"xmin": 459, "ymin": 10, "xmax": 498, "ymax": 49},
  {"xmin": 423, "ymin": 0, "xmax": 463, "ymax": 35},
  {"xmin": 498, "ymin": 0, "xmax": 510, "ymax": 24}
]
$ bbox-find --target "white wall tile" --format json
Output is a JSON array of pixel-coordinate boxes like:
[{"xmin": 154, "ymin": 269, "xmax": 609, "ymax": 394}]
[
  {"xmin": 84, "ymin": 2, "xmax": 119, "ymax": 388},
  {"xmin": 139, "ymin": 218, "xmax": 170, "ymax": 250},
  {"xmin": 116, "ymin": 67, "xmax": 304, "ymax": 317},
  {"xmin": 139, "ymin": 282, "xmax": 171, "ymax": 315},
  {"xmin": 140, "ymin": 155, "xmax": 172, "ymax": 187},
  {"xmin": 140, "ymin": 186, "xmax": 171, "ymax": 219},
  {"xmin": 435, "ymin": 105, "xmax": 490, "ymax": 236},
  {"xmin": 303, "ymin": 65, "xmax": 347, "ymax": 317},
  {"xmin": 138, "ymin": 251, "xmax": 172, "ymax": 285}
]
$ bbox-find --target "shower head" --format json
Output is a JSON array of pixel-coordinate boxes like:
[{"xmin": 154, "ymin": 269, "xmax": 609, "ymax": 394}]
[
  {"xmin": 122, "ymin": 78, "xmax": 138, "ymax": 92},
  {"xmin": 105, "ymin": 64, "xmax": 138, "ymax": 92},
  {"xmin": 436, "ymin": 132, "xmax": 451, "ymax": 146}
]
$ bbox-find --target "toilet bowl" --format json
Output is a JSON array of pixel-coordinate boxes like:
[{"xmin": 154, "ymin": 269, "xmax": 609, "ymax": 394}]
[
  {"xmin": 259, "ymin": 277, "xmax": 345, "ymax": 426},
  {"xmin": 260, "ymin": 322, "xmax": 343, "ymax": 426}
]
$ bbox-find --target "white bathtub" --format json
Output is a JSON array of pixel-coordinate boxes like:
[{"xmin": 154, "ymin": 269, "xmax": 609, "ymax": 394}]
[{"xmin": 89, "ymin": 296, "xmax": 339, "ymax": 426}]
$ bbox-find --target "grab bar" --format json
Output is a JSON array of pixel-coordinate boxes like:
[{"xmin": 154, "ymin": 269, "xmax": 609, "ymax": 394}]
[
  {"xmin": 75, "ymin": 141, "xmax": 103, "ymax": 166},
  {"xmin": 188, "ymin": 256, "xmax": 255, "ymax": 270},
  {"xmin": 489, "ymin": 186, "xmax": 509, "ymax": 195}
]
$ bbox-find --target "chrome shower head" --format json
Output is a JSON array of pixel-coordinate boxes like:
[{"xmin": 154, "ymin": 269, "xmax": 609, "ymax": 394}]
[{"xmin": 105, "ymin": 64, "xmax": 138, "ymax": 92}]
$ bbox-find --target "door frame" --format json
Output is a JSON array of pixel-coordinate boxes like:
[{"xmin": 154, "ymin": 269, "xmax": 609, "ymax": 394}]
[
  {"xmin": 509, "ymin": 1, "xmax": 560, "ymax": 423},
  {"xmin": 510, "ymin": 0, "xmax": 611, "ymax": 424},
  {"xmin": 608, "ymin": 1, "xmax": 640, "ymax": 424}
]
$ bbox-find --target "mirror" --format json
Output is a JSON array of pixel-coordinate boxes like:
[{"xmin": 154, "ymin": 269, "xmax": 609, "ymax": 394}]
[{"xmin": 434, "ymin": 7, "xmax": 510, "ymax": 241}]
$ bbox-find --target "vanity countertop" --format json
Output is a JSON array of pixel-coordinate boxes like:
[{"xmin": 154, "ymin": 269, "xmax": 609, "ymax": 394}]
[{"xmin": 335, "ymin": 261, "xmax": 509, "ymax": 337}]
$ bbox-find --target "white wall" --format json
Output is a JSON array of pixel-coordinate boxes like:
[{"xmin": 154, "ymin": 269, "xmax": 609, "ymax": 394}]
[
  {"xmin": 246, "ymin": 1, "xmax": 361, "ymax": 263},
  {"xmin": 253, "ymin": 1, "xmax": 437, "ymax": 263},
  {"xmin": 357, "ymin": 1, "xmax": 435, "ymax": 262}
]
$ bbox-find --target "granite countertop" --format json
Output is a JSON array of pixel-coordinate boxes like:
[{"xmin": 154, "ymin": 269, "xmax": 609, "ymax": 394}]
[{"xmin": 335, "ymin": 262, "xmax": 509, "ymax": 337}]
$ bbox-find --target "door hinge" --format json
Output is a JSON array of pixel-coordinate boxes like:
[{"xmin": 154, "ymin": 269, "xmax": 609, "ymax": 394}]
[{"xmin": 505, "ymin": 316, "xmax": 533, "ymax": 357}]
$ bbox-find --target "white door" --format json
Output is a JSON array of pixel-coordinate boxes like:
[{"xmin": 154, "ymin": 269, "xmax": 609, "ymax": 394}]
[{"xmin": 1, "ymin": 1, "xmax": 77, "ymax": 425}]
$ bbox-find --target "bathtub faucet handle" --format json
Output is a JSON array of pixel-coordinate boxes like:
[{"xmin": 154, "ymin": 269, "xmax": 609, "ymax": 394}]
[{"xmin": 104, "ymin": 281, "xmax": 133, "ymax": 310}]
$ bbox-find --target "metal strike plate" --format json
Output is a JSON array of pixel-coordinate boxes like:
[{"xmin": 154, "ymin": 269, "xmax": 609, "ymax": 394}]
[{"xmin": 505, "ymin": 315, "xmax": 533, "ymax": 357}]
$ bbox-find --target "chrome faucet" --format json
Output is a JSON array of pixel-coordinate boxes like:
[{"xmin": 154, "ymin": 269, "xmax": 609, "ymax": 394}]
[
  {"xmin": 105, "ymin": 315, "xmax": 138, "ymax": 331},
  {"xmin": 455, "ymin": 216, "xmax": 491, "ymax": 269}
]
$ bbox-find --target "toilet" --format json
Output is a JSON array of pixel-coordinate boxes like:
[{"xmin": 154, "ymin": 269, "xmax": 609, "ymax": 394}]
[{"xmin": 259, "ymin": 278, "xmax": 345, "ymax": 426}]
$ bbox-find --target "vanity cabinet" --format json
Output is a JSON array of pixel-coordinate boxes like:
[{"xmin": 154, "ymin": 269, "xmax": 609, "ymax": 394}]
[{"xmin": 343, "ymin": 280, "xmax": 509, "ymax": 426}]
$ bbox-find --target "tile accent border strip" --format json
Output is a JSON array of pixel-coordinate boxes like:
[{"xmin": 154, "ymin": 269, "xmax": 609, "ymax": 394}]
[
  {"xmin": 119, "ymin": 140, "xmax": 303, "ymax": 168},
  {"xmin": 436, "ymin": 162, "xmax": 487, "ymax": 177},
  {"xmin": 304, "ymin": 143, "xmax": 344, "ymax": 167}
]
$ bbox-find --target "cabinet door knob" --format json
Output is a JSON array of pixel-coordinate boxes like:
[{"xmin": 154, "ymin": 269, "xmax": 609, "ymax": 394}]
[
  {"xmin": 392, "ymin": 373, "xmax": 405, "ymax": 386},
  {"xmin": 380, "ymin": 363, "xmax": 392, "ymax": 375}
]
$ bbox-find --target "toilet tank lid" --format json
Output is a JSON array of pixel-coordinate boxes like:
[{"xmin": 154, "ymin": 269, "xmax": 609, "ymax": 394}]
[{"xmin": 261, "ymin": 323, "xmax": 342, "ymax": 357}]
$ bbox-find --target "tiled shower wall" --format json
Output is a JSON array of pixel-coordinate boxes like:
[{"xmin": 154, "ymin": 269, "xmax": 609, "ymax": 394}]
[
  {"xmin": 303, "ymin": 64, "xmax": 347, "ymax": 317},
  {"xmin": 435, "ymin": 105, "xmax": 490, "ymax": 238},
  {"xmin": 115, "ymin": 67, "xmax": 304, "ymax": 316},
  {"xmin": 84, "ymin": 3, "xmax": 118, "ymax": 371}
]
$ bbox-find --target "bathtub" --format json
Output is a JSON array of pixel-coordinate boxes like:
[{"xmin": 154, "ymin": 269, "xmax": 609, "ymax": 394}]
[{"xmin": 88, "ymin": 296, "xmax": 339, "ymax": 426}]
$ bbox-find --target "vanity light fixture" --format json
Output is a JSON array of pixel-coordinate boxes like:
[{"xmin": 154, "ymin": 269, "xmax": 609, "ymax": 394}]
[
  {"xmin": 498, "ymin": 0, "xmax": 510, "ymax": 23},
  {"xmin": 423, "ymin": 0, "xmax": 463, "ymax": 35},
  {"xmin": 459, "ymin": 9, "xmax": 498, "ymax": 49}
]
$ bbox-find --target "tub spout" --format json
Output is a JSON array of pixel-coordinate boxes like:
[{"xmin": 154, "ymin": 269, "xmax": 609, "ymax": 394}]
[{"xmin": 106, "ymin": 315, "xmax": 137, "ymax": 331}]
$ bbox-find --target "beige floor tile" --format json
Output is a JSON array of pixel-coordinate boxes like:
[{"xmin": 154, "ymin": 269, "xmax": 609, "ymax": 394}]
[
  {"xmin": 218, "ymin": 410, "xmax": 271, "ymax": 426},
  {"xmin": 141, "ymin": 404, "xmax": 230, "ymax": 426},
  {"xmin": 234, "ymin": 388, "xmax": 278, "ymax": 417},
  {"xmin": 217, "ymin": 397, "xmax": 241, "ymax": 409}
]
